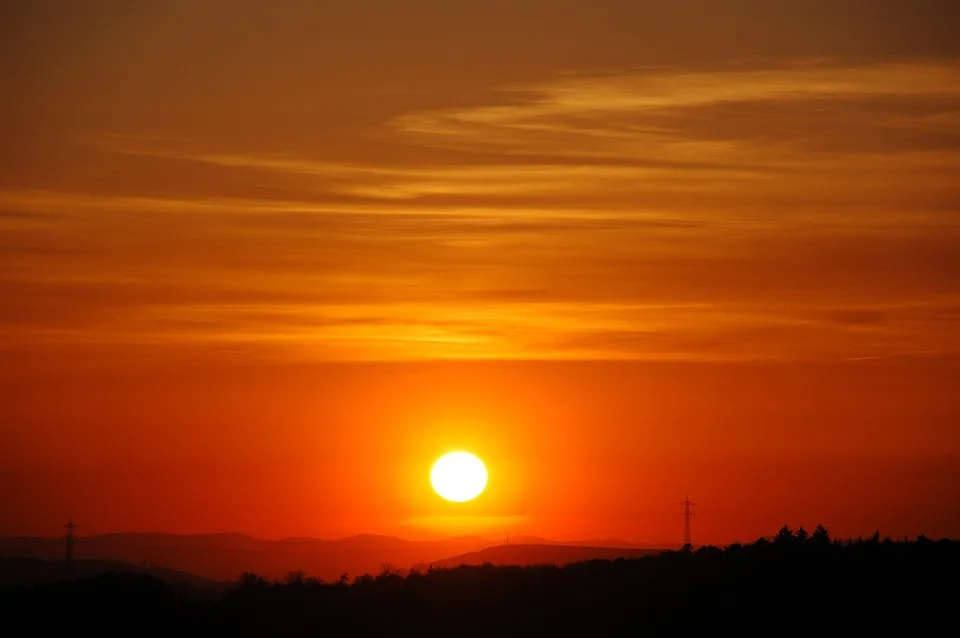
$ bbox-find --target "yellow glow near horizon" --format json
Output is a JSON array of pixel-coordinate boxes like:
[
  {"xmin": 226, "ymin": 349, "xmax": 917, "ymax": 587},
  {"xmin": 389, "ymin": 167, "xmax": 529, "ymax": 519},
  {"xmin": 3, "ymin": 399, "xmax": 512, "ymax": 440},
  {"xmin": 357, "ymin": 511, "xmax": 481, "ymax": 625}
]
[{"xmin": 430, "ymin": 452, "xmax": 488, "ymax": 502}]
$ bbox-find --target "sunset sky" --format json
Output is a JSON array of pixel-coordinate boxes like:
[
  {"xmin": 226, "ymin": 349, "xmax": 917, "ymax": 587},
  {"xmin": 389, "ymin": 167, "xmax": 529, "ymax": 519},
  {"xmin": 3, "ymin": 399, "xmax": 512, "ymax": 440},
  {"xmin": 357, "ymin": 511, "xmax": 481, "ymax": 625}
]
[{"xmin": 2, "ymin": 1, "xmax": 958, "ymax": 544}]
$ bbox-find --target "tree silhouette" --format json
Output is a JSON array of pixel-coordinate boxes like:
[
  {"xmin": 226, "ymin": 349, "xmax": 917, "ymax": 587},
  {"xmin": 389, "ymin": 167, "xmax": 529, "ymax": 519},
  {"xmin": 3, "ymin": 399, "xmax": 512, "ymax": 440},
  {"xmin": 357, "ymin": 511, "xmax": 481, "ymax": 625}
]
[
  {"xmin": 5, "ymin": 525, "xmax": 957, "ymax": 637},
  {"xmin": 812, "ymin": 524, "xmax": 831, "ymax": 546},
  {"xmin": 239, "ymin": 572, "xmax": 269, "ymax": 589},
  {"xmin": 774, "ymin": 525, "xmax": 795, "ymax": 545},
  {"xmin": 284, "ymin": 570, "xmax": 306, "ymax": 585}
]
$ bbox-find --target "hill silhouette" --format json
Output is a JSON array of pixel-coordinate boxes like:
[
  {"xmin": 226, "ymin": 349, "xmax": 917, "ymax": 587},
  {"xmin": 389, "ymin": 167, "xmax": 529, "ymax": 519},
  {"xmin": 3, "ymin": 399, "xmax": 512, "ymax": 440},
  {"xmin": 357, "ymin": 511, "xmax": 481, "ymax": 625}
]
[
  {"xmin": 411, "ymin": 543, "xmax": 661, "ymax": 571},
  {"xmin": 0, "ymin": 556, "xmax": 226, "ymax": 594},
  {"xmin": 1, "ymin": 527, "xmax": 955, "ymax": 636},
  {"xmin": 0, "ymin": 532, "xmax": 667, "ymax": 582}
]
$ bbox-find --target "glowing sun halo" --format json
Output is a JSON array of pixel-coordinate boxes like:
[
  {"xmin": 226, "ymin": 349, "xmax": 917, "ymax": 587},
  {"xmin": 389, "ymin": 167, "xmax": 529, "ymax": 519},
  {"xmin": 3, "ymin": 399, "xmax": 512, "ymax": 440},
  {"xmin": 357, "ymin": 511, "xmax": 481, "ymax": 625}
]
[{"xmin": 431, "ymin": 452, "xmax": 488, "ymax": 502}]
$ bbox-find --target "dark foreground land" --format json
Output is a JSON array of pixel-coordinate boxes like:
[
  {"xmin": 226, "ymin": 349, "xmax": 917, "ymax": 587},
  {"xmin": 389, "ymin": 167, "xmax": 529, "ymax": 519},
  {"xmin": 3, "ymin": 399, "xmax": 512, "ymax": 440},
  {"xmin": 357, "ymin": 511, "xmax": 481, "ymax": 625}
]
[{"xmin": 2, "ymin": 528, "xmax": 957, "ymax": 637}]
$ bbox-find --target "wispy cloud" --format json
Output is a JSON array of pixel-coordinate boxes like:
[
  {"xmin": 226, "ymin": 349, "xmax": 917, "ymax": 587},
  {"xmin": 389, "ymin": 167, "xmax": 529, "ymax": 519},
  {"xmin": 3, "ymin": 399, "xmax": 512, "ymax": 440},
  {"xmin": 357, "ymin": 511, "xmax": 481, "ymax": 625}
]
[
  {"xmin": 392, "ymin": 60, "xmax": 960, "ymax": 157},
  {"xmin": 3, "ymin": 59, "xmax": 959, "ymax": 362}
]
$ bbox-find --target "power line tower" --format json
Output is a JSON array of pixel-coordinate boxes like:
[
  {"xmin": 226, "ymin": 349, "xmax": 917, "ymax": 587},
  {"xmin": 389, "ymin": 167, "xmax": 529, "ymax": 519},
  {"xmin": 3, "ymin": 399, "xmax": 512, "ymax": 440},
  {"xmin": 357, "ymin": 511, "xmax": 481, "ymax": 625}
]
[
  {"xmin": 64, "ymin": 517, "xmax": 79, "ymax": 579},
  {"xmin": 680, "ymin": 497, "xmax": 695, "ymax": 550}
]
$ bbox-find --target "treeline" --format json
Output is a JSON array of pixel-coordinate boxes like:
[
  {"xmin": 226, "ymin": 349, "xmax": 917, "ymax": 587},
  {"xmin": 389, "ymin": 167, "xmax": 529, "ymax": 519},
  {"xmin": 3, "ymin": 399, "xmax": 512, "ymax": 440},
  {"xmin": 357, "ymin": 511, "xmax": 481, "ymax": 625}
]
[{"xmin": 2, "ymin": 527, "xmax": 957, "ymax": 636}]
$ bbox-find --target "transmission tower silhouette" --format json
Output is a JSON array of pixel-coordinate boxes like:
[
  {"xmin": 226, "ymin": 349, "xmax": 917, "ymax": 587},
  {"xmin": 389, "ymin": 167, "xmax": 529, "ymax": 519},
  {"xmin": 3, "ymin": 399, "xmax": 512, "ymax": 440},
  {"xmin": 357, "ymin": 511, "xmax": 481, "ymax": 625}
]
[
  {"xmin": 680, "ymin": 497, "xmax": 695, "ymax": 549},
  {"xmin": 64, "ymin": 517, "xmax": 79, "ymax": 579}
]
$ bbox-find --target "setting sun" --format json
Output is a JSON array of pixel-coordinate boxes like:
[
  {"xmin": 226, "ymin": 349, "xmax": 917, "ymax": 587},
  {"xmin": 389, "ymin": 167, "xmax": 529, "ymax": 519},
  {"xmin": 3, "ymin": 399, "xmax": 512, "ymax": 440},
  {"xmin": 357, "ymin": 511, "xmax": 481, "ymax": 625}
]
[{"xmin": 430, "ymin": 452, "xmax": 488, "ymax": 503}]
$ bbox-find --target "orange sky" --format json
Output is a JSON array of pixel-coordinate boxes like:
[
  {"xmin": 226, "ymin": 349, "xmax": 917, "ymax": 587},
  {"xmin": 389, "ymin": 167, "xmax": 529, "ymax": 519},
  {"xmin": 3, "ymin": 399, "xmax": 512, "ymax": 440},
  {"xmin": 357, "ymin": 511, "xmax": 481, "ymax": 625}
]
[{"xmin": 2, "ymin": 1, "xmax": 959, "ymax": 544}]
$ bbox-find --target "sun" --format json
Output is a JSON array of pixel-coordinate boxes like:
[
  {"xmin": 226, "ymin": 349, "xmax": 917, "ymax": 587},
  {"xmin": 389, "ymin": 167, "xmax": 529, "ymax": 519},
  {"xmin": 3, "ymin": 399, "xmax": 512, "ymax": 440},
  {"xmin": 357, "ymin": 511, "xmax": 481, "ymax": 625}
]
[{"xmin": 431, "ymin": 451, "xmax": 488, "ymax": 502}]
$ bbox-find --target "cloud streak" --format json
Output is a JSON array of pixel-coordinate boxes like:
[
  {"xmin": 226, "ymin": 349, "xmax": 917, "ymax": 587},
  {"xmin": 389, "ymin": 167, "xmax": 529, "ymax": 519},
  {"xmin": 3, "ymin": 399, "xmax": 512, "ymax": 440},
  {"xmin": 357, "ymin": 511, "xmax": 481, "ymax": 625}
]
[{"xmin": 2, "ymin": 57, "xmax": 959, "ymax": 362}]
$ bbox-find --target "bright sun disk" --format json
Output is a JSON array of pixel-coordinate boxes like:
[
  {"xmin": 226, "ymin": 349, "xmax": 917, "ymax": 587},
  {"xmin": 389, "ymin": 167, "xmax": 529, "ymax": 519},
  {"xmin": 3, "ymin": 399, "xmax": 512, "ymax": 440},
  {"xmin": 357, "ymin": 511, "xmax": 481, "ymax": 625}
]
[{"xmin": 431, "ymin": 451, "xmax": 488, "ymax": 502}]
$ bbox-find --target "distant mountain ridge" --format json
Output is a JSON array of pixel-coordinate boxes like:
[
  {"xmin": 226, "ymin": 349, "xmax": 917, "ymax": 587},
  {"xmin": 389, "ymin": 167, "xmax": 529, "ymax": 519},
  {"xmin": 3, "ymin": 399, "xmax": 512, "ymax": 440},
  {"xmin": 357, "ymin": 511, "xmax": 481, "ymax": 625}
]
[
  {"xmin": 411, "ymin": 544, "xmax": 662, "ymax": 572},
  {"xmin": 0, "ymin": 533, "xmax": 671, "ymax": 582}
]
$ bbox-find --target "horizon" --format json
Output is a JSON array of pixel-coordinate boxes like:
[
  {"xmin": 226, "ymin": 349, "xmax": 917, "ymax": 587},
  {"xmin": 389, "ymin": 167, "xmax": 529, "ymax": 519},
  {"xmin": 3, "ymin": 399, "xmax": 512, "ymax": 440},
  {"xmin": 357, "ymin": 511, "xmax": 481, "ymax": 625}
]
[
  {"xmin": 3, "ymin": 528, "xmax": 664, "ymax": 545},
  {"xmin": 7, "ymin": 507, "xmax": 952, "ymax": 548},
  {"xmin": 3, "ymin": 2, "xmax": 959, "ymax": 548},
  {"xmin": 9, "ymin": 526, "xmax": 947, "ymax": 545}
]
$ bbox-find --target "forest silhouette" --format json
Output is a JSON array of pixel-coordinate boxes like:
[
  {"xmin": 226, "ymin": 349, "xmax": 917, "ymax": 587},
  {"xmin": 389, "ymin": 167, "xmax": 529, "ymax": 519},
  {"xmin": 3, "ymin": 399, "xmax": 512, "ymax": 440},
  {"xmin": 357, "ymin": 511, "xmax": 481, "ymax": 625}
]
[{"xmin": 1, "ymin": 525, "xmax": 956, "ymax": 636}]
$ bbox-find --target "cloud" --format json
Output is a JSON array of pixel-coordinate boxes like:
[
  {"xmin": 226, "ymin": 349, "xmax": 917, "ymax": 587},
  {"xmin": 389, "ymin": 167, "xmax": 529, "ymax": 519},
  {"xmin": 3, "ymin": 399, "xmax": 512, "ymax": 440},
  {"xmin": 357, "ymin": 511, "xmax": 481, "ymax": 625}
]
[
  {"xmin": 821, "ymin": 310, "xmax": 887, "ymax": 326},
  {"xmin": 2, "ymin": 180, "xmax": 959, "ymax": 362},
  {"xmin": 71, "ymin": 60, "xmax": 959, "ymax": 224},
  {"xmin": 404, "ymin": 515, "xmax": 529, "ymax": 531},
  {"xmin": 387, "ymin": 61, "xmax": 960, "ymax": 213},
  {"xmin": 3, "ymin": 54, "xmax": 960, "ymax": 363}
]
